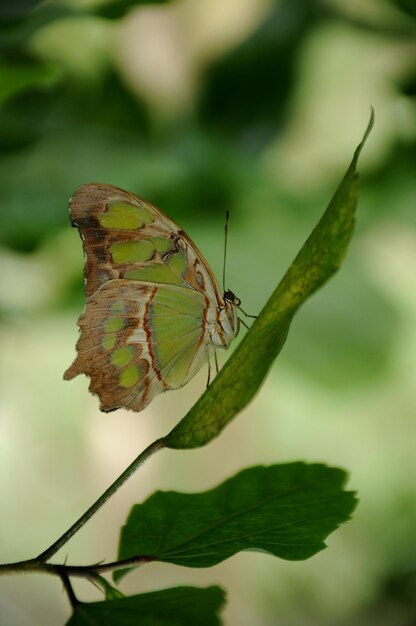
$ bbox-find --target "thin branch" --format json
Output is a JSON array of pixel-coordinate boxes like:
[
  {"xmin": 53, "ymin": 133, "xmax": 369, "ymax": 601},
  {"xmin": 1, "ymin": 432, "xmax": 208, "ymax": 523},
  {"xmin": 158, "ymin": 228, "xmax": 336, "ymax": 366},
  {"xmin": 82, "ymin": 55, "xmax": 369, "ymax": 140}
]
[
  {"xmin": 57, "ymin": 568, "xmax": 78, "ymax": 609},
  {"xmin": 0, "ymin": 554, "xmax": 153, "ymax": 578},
  {"xmin": 36, "ymin": 437, "xmax": 166, "ymax": 562},
  {"xmin": 60, "ymin": 555, "xmax": 154, "ymax": 577},
  {"xmin": 0, "ymin": 558, "xmax": 43, "ymax": 575}
]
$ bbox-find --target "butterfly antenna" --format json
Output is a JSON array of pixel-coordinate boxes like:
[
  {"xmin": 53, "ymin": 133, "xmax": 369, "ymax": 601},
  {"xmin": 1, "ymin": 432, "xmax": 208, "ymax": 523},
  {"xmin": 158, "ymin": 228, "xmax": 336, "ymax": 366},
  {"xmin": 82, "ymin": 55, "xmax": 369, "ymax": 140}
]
[{"xmin": 222, "ymin": 210, "xmax": 230, "ymax": 292}]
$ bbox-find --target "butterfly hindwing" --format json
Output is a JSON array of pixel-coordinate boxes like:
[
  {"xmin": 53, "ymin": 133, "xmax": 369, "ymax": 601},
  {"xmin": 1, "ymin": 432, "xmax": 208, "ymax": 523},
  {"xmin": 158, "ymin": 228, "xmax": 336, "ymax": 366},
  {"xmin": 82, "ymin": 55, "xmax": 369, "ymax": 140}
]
[{"xmin": 64, "ymin": 280, "xmax": 209, "ymax": 412}]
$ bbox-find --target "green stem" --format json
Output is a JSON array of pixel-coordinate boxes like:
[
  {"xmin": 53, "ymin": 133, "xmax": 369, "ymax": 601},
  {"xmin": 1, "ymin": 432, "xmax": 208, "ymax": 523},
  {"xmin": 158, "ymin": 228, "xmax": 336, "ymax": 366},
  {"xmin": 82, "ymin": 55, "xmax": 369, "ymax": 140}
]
[
  {"xmin": 36, "ymin": 437, "xmax": 166, "ymax": 562},
  {"xmin": 0, "ymin": 554, "xmax": 152, "ymax": 577}
]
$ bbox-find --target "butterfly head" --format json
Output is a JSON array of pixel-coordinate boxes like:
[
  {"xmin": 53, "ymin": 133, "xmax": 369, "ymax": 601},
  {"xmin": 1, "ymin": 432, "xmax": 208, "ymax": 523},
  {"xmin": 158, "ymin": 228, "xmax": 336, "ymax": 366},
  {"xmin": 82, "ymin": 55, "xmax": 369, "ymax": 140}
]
[
  {"xmin": 223, "ymin": 289, "xmax": 241, "ymax": 308},
  {"xmin": 215, "ymin": 289, "xmax": 240, "ymax": 345}
]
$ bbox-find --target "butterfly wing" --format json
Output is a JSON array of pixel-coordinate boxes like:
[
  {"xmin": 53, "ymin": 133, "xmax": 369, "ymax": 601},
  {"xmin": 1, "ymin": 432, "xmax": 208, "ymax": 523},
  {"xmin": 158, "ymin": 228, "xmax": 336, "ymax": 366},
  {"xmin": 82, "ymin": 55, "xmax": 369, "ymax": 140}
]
[
  {"xmin": 68, "ymin": 183, "xmax": 222, "ymax": 301},
  {"xmin": 64, "ymin": 183, "xmax": 222, "ymax": 412}
]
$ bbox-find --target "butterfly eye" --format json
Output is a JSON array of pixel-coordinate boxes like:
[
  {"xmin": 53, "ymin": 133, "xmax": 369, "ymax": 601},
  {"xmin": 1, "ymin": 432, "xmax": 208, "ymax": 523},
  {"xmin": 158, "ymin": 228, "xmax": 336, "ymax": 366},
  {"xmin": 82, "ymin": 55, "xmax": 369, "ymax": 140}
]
[{"xmin": 223, "ymin": 289, "xmax": 240, "ymax": 307}]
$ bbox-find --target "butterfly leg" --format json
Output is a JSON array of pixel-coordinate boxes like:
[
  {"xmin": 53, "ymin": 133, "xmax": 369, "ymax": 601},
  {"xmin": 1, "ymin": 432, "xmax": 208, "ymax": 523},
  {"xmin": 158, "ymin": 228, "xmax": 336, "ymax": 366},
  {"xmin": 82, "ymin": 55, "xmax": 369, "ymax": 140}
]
[
  {"xmin": 238, "ymin": 304, "xmax": 257, "ymax": 319},
  {"xmin": 239, "ymin": 316, "xmax": 250, "ymax": 330},
  {"xmin": 206, "ymin": 345, "xmax": 211, "ymax": 388},
  {"xmin": 206, "ymin": 345, "xmax": 220, "ymax": 386},
  {"xmin": 214, "ymin": 349, "xmax": 219, "ymax": 375}
]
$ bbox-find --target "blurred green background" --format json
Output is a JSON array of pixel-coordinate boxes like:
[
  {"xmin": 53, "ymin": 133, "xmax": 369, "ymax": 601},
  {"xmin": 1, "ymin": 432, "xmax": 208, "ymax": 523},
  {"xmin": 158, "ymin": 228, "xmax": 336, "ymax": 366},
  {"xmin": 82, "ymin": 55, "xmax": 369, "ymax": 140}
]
[{"xmin": 1, "ymin": 0, "xmax": 415, "ymax": 624}]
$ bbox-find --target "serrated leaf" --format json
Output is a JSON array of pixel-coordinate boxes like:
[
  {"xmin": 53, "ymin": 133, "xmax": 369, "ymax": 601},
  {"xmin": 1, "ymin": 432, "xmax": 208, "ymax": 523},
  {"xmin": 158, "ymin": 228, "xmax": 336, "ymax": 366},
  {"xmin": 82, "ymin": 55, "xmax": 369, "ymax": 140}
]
[
  {"xmin": 165, "ymin": 110, "xmax": 374, "ymax": 449},
  {"xmin": 115, "ymin": 463, "xmax": 357, "ymax": 581},
  {"xmin": 65, "ymin": 586, "xmax": 225, "ymax": 626}
]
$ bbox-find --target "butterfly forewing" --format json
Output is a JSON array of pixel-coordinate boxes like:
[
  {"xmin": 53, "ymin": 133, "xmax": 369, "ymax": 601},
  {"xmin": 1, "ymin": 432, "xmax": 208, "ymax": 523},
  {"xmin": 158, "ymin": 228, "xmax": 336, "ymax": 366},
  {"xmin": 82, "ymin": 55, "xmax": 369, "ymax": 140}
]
[
  {"xmin": 64, "ymin": 183, "xmax": 237, "ymax": 413},
  {"xmin": 68, "ymin": 183, "xmax": 220, "ymax": 300}
]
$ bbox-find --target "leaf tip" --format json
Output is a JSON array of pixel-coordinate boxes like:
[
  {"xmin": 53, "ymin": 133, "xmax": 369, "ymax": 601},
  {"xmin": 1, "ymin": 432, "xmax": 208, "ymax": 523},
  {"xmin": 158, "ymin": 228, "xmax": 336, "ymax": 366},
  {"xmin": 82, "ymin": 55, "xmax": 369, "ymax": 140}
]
[{"xmin": 354, "ymin": 107, "xmax": 375, "ymax": 162}]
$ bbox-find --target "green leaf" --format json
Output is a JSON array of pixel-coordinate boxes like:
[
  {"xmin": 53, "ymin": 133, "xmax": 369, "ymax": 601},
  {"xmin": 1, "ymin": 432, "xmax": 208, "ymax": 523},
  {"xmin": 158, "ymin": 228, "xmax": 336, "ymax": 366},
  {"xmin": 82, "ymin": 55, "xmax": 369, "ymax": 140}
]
[
  {"xmin": 0, "ymin": 0, "xmax": 43, "ymax": 22},
  {"xmin": 95, "ymin": 575, "xmax": 125, "ymax": 600},
  {"xmin": 66, "ymin": 586, "xmax": 225, "ymax": 626},
  {"xmin": 0, "ymin": 5, "xmax": 77, "ymax": 51},
  {"xmin": 0, "ymin": 61, "xmax": 62, "ymax": 103},
  {"xmin": 165, "ymin": 110, "xmax": 374, "ymax": 449},
  {"xmin": 115, "ymin": 463, "xmax": 357, "ymax": 581},
  {"xmin": 93, "ymin": 0, "xmax": 172, "ymax": 20},
  {"xmin": 0, "ymin": 1, "xmax": 171, "ymax": 51}
]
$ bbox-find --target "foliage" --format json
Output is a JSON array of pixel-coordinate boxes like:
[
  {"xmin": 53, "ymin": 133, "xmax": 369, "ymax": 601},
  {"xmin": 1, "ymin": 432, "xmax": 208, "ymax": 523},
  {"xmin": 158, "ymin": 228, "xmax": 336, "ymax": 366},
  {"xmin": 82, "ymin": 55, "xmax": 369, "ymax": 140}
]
[
  {"xmin": 117, "ymin": 464, "xmax": 356, "ymax": 576},
  {"xmin": 66, "ymin": 587, "xmax": 225, "ymax": 626},
  {"xmin": 166, "ymin": 113, "xmax": 372, "ymax": 448},
  {"xmin": 1, "ymin": 0, "xmax": 414, "ymax": 624},
  {"xmin": 0, "ymin": 112, "xmax": 371, "ymax": 623}
]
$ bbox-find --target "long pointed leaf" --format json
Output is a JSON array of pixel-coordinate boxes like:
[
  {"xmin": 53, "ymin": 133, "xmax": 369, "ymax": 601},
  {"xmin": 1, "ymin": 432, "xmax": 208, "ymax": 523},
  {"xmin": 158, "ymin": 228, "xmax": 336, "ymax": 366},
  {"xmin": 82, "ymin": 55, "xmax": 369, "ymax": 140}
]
[{"xmin": 166, "ymin": 111, "xmax": 374, "ymax": 449}]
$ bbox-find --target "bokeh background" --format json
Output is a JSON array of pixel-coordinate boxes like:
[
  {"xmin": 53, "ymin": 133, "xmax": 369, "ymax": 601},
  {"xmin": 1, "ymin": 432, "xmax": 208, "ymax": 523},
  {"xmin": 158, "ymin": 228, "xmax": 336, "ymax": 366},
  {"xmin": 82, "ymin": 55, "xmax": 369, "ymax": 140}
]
[{"xmin": 1, "ymin": 0, "xmax": 415, "ymax": 624}]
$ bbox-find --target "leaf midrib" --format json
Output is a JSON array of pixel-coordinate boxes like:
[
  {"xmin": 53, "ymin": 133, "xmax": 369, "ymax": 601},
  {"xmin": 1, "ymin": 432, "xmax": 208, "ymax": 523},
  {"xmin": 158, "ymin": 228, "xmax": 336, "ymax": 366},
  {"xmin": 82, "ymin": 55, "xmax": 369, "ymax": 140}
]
[{"xmin": 146, "ymin": 476, "xmax": 344, "ymax": 557}]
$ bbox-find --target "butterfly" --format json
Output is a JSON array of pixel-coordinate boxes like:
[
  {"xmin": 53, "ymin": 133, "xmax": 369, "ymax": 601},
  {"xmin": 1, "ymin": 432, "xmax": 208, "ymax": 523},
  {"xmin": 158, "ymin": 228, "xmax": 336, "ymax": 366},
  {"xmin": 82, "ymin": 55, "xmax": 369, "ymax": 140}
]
[{"xmin": 64, "ymin": 183, "xmax": 241, "ymax": 413}]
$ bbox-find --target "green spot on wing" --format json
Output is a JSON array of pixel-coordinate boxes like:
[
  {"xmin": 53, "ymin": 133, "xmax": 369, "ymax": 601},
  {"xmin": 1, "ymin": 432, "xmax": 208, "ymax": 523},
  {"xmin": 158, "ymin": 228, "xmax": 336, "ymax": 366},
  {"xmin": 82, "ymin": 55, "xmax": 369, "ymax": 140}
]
[
  {"xmin": 123, "ymin": 247, "xmax": 189, "ymax": 286},
  {"xmin": 110, "ymin": 240, "xmax": 154, "ymax": 263},
  {"xmin": 152, "ymin": 236, "xmax": 174, "ymax": 254},
  {"xmin": 111, "ymin": 346, "xmax": 136, "ymax": 368},
  {"xmin": 167, "ymin": 250, "xmax": 186, "ymax": 276},
  {"xmin": 102, "ymin": 333, "xmax": 117, "ymax": 351},
  {"xmin": 110, "ymin": 300, "xmax": 126, "ymax": 313},
  {"xmin": 104, "ymin": 317, "xmax": 125, "ymax": 332},
  {"xmin": 125, "ymin": 265, "xmax": 185, "ymax": 286},
  {"xmin": 99, "ymin": 201, "xmax": 153, "ymax": 229},
  {"xmin": 120, "ymin": 365, "xmax": 140, "ymax": 388}
]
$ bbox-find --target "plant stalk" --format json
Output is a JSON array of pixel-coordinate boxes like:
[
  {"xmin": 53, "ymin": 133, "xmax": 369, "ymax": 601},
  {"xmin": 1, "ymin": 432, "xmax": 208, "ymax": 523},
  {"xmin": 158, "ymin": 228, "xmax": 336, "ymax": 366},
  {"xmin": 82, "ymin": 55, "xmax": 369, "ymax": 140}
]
[{"xmin": 36, "ymin": 437, "xmax": 166, "ymax": 562}]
